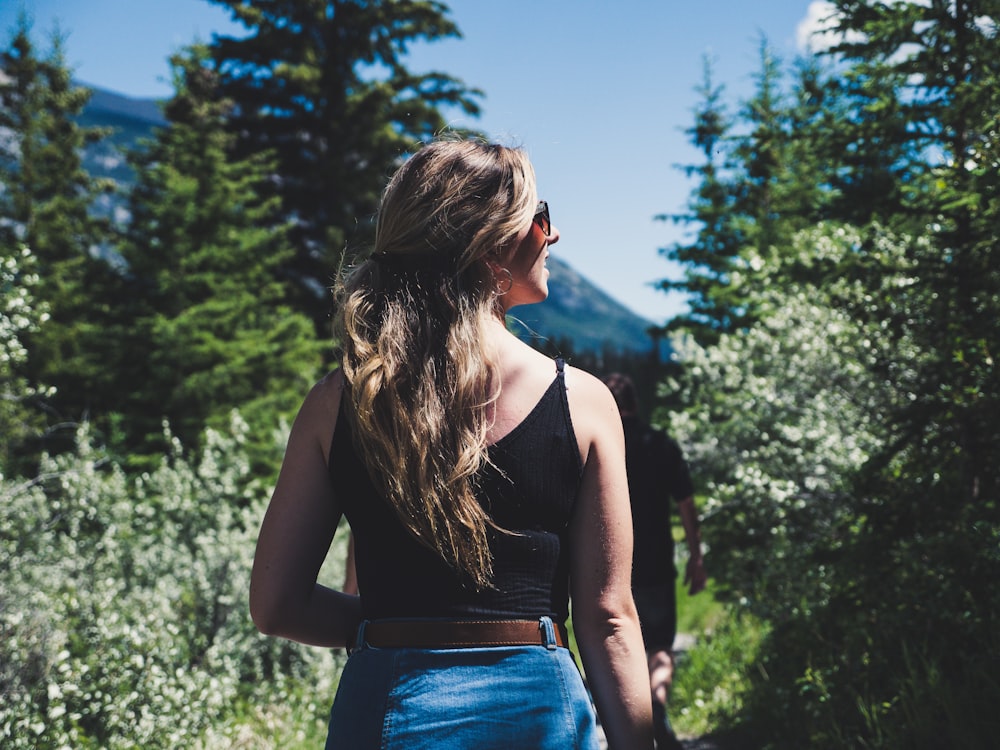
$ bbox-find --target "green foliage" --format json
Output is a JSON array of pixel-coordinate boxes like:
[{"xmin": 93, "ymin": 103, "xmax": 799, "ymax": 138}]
[
  {"xmin": 855, "ymin": 639, "xmax": 1000, "ymax": 749},
  {"xmin": 0, "ymin": 19, "xmax": 118, "ymax": 437},
  {"xmin": 0, "ymin": 247, "xmax": 38, "ymax": 374},
  {"xmin": 0, "ymin": 244, "xmax": 50, "ymax": 475},
  {"xmin": 659, "ymin": 2, "xmax": 1000, "ymax": 744},
  {"xmin": 0, "ymin": 417, "xmax": 346, "ymax": 748},
  {"xmin": 206, "ymin": 0, "xmax": 484, "ymax": 330},
  {"xmin": 659, "ymin": 42, "xmax": 835, "ymax": 346},
  {"xmin": 667, "ymin": 219, "xmax": 1000, "ymax": 748},
  {"xmin": 663, "ymin": 8, "xmax": 998, "ymax": 743},
  {"xmin": 671, "ymin": 607, "xmax": 768, "ymax": 740},
  {"xmin": 663, "ymin": 225, "xmax": 894, "ymax": 616},
  {"xmin": 113, "ymin": 46, "xmax": 323, "ymax": 470},
  {"xmin": 657, "ymin": 56, "xmax": 746, "ymax": 342}
]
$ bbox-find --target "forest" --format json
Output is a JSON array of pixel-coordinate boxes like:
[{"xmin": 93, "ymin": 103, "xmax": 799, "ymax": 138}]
[{"xmin": 2, "ymin": 1, "xmax": 998, "ymax": 748}]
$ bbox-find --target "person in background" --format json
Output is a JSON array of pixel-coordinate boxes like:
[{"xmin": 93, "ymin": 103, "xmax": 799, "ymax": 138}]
[
  {"xmin": 249, "ymin": 138, "xmax": 653, "ymax": 749},
  {"xmin": 602, "ymin": 372, "xmax": 708, "ymax": 750}
]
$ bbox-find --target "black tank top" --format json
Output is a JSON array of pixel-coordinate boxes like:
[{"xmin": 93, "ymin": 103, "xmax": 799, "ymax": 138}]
[{"xmin": 328, "ymin": 359, "xmax": 583, "ymax": 623}]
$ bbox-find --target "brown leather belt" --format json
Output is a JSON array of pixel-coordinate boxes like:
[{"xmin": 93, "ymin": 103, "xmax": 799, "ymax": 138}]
[{"xmin": 355, "ymin": 618, "xmax": 568, "ymax": 651}]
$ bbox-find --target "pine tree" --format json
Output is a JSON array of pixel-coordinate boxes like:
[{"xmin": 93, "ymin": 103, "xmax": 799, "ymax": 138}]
[
  {"xmin": 659, "ymin": 44, "xmax": 830, "ymax": 342},
  {"xmin": 662, "ymin": 2, "xmax": 1000, "ymax": 742},
  {"xmin": 115, "ymin": 47, "xmax": 322, "ymax": 469},
  {"xmin": 0, "ymin": 19, "xmax": 117, "ymax": 448},
  {"xmin": 205, "ymin": 0, "xmax": 483, "ymax": 332},
  {"xmin": 656, "ymin": 56, "xmax": 744, "ymax": 343},
  {"xmin": 817, "ymin": 0, "xmax": 1000, "ymax": 503},
  {"xmin": 731, "ymin": 39, "xmax": 791, "ymax": 257},
  {"xmin": 818, "ymin": 0, "xmax": 1000, "ymax": 650},
  {"xmin": 782, "ymin": 57, "xmax": 841, "ymax": 223}
]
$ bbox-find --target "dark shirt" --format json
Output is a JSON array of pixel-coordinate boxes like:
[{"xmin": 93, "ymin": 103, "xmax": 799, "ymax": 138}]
[
  {"xmin": 621, "ymin": 415, "xmax": 694, "ymax": 586},
  {"xmin": 329, "ymin": 359, "xmax": 583, "ymax": 624}
]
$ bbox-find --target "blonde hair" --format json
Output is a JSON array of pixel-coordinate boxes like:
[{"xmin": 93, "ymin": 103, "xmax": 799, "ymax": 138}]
[{"xmin": 333, "ymin": 138, "xmax": 537, "ymax": 588}]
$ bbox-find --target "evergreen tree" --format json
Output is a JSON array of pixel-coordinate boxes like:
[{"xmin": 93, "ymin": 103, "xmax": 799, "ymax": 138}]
[
  {"xmin": 733, "ymin": 40, "xmax": 838, "ymax": 264},
  {"xmin": 818, "ymin": 0, "xmax": 1000, "ymax": 660},
  {"xmin": 116, "ymin": 47, "xmax": 322, "ymax": 469},
  {"xmin": 814, "ymin": 1, "xmax": 1000, "ymax": 506},
  {"xmin": 661, "ymin": 1, "xmax": 1000, "ymax": 743},
  {"xmin": 659, "ymin": 44, "xmax": 825, "ymax": 343},
  {"xmin": 731, "ymin": 39, "xmax": 791, "ymax": 259},
  {"xmin": 656, "ymin": 57, "xmax": 744, "ymax": 343},
  {"xmin": 780, "ymin": 57, "xmax": 841, "ymax": 229},
  {"xmin": 820, "ymin": 0, "xmax": 997, "ymax": 227},
  {"xmin": 205, "ymin": 0, "xmax": 483, "ymax": 332},
  {"xmin": 0, "ymin": 19, "xmax": 117, "ymax": 450}
]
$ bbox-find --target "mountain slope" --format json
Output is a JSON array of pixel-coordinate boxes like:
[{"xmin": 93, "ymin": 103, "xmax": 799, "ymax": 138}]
[
  {"xmin": 509, "ymin": 256, "xmax": 659, "ymax": 354},
  {"xmin": 78, "ymin": 85, "xmax": 166, "ymax": 186}
]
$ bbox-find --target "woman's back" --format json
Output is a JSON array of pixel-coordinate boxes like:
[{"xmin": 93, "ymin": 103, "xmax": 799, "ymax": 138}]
[
  {"xmin": 333, "ymin": 345, "xmax": 583, "ymax": 621},
  {"xmin": 486, "ymin": 331, "xmax": 570, "ymax": 446}
]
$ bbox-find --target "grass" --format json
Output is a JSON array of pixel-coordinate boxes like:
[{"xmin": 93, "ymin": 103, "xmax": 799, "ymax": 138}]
[
  {"xmin": 676, "ymin": 570, "xmax": 725, "ymax": 635},
  {"xmin": 669, "ymin": 518, "xmax": 760, "ymax": 740},
  {"xmin": 670, "ymin": 603, "xmax": 767, "ymax": 740}
]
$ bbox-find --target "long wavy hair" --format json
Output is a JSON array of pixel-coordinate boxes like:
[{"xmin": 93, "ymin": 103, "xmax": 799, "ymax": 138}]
[{"xmin": 333, "ymin": 139, "xmax": 537, "ymax": 589}]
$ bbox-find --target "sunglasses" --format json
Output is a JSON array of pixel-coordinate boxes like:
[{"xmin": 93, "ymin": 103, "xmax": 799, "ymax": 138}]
[{"xmin": 532, "ymin": 200, "xmax": 551, "ymax": 237}]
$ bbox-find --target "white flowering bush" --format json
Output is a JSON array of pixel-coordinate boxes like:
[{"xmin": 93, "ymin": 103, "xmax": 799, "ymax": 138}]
[
  {"xmin": 0, "ymin": 246, "xmax": 46, "ymax": 369},
  {"xmin": 1, "ymin": 244, "xmax": 53, "ymax": 477},
  {"xmin": 660, "ymin": 224, "xmax": 908, "ymax": 617},
  {"xmin": 661, "ymin": 222, "xmax": 1000, "ymax": 744},
  {"xmin": 0, "ymin": 415, "xmax": 346, "ymax": 749}
]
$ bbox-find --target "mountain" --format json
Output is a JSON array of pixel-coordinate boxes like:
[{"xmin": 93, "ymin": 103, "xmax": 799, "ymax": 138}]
[
  {"xmin": 77, "ymin": 84, "xmax": 660, "ymax": 355},
  {"xmin": 509, "ymin": 256, "xmax": 660, "ymax": 355},
  {"xmin": 78, "ymin": 86, "xmax": 166, "ymax": 185}
]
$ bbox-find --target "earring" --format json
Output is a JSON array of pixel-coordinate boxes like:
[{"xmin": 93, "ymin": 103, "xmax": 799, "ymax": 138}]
[{"xmin": 495, "ymin": 267, "xmax": 513, "ymax": 295}]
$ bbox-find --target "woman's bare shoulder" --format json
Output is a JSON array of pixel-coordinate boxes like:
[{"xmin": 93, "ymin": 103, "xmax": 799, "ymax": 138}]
[
  {"xmin": 563, "ymin": 364, "xmax": 622, "ymax": 444},
  {"xmin": 299, "ymin": 368, "xmax": 344, "ymax": 416},
  {"xmin": 313, "ymin": 368, "xmax": 346, "ymax": 401},
  {"xmin": 563, "ymin": 363, "xmax": 614, "ymax": 403},
  {"xmin": 293, "ymin": 369, "xmax": 346, "ymax": 452}
]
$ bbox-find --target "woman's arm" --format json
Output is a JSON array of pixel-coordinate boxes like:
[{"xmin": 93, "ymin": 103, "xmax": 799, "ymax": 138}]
[
  {"xmin": 566, "ymin": 370, "xmax": 654, "ymax": 750},
  {"xmin": 249, "ymin": 370, "xmax": 361, "ymax": 647}
]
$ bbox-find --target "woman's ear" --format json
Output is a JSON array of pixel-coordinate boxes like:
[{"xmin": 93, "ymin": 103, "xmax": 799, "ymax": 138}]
[{"xmin": 482, "ymin": 260, "xmax": 513, "ymax": 297}]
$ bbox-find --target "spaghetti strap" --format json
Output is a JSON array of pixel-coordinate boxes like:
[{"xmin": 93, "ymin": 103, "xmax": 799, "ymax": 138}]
[{"xmin": 553, "ymin": 357, "xmax": 581, "ymax": 472}]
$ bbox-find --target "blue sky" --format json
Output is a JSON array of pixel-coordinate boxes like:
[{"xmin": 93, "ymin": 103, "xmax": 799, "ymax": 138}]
[{"xmin": 3, "ymin": 0, "xmax": 829, "ymax": 322}]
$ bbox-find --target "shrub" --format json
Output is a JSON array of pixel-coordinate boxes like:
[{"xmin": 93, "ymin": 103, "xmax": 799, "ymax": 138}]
[
  {"xmin": 664, "ymin": 224, "xmax": 1000, "ymax": 747},
  {"xmin": 0, "ymin": 416, "xmax": 346, "ymax": 748},
  {"xmin": 671, "ymin": 606, "xmax": 767, "ymax": 740}
]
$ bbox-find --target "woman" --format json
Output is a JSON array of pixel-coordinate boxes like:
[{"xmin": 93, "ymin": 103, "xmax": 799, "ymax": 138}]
[{"xmin": 249, "ymin": 138, "xmax": 653, "ymax": 749}]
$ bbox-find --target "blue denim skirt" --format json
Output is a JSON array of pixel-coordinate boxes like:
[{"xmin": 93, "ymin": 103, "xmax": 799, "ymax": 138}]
[{"xmin": 324, "ymin": 626, "xmax": 599, "ymax": 749}]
